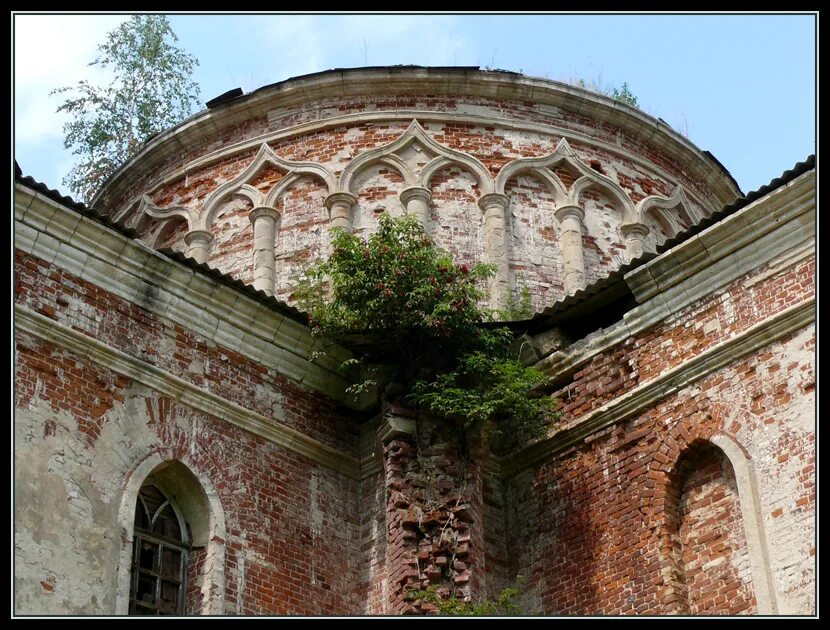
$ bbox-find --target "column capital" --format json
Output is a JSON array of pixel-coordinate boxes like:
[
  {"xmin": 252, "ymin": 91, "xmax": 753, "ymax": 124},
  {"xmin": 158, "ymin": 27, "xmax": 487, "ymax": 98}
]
[
  {"xmin": 620, "ymin": 221, "xmax": 650, "ymax": 239},
  {"xmin": 248, "ymin": 205, "xmax": 280, "ymax": 225},
  {"xmin": 324, "ymin": 191, "xmax": 358, "ymax": 210},
  {"xmin": 553, "ymin": 204, "xmax": 585, "ymax": 223},
  {"xmin": 477, "ymin": 192, "xmax": 510, "ymax": 212},
  {"xmin": 183, "ymin": 229, "xmax": 214, "ymax": 247},
  {"xmin": 399, "ymin": 186, "xmax": 432, "ymax": 207}
]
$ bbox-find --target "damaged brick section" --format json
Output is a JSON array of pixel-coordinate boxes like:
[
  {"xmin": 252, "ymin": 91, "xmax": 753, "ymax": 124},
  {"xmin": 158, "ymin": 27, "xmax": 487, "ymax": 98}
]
[{"xmin": 379, "ymin": 411, "xmax": 486, "ymax": 615}]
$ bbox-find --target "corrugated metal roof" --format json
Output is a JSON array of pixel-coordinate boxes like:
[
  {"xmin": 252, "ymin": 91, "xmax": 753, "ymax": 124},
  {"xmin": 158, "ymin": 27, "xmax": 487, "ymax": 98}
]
[
  {"xmin": 520, "ymin": 154, "xmax": 815, "ymax": 330},
  {"xmin": 14, "ymin": 162, "xmax": 308, "ymax": 325},
  {"xmin": 14, "ymin": 153, "xmax": 814, "ymax": 334}
]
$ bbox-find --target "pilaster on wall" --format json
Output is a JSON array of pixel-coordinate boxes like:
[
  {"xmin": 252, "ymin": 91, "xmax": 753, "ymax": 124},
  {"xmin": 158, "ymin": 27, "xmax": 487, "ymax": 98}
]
[
  {"xmin": 376, "ymin": 411, "xmax": 487, "ymax": 615},
  {"xmin": 553, "ymin": 205, "xmax": 586, "ymax": 294},
  {"xmin": 249, "ymin": 206, "xmax": 280, "ymax": 295},
  {"xmin": 478, "ymin": 193, "xmax": 512, "ymax": 311},
  {"xmin": 325, "ymin": 192, "xmax": 358, "ymax": 233},
  {"xmin": 183, "ymin": 230, "xmax": 214, "ymax": 264},
  {"xmin": 400, "ymin": 187, "xmax": 433, "ymax": 228}
]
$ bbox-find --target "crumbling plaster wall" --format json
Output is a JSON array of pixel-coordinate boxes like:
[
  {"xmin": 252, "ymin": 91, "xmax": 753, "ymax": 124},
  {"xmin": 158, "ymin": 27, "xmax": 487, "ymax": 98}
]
[
  {"xmin": 14, "ymin": 332, "xmax": 364, "ymax": 616},
  {"xmin": 501, "ymin": 244, "xmax": 815, "ymax": 615}
]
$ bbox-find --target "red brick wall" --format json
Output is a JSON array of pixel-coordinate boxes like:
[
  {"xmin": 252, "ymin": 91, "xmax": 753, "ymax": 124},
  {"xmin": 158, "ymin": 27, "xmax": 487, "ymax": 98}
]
[
  {"xmin": 558, "ymin": 254, "xmax": 815, "ymax": 422},
  {"xmin": 14, "ymin": 249, "xmax": 359, "ymax": 455},
  {"xmin": 672, "ymin": 443, "xmax": 756, "ymax": 614},
  {"xmin": 15, "ymin": 330, "xmax": 363, "ymax": 615},
  {"xmin": 501, "ymin": 253, "xmax": 815, "ymax": 615}
]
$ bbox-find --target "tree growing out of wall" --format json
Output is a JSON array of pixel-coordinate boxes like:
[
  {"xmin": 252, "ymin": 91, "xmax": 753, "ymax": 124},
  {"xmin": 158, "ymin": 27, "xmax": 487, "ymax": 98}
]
[
  {"xmin": 51, "ymin": 15, "xmax": 201, "ymax": 202},
  {"xmin": 296, "ymin": 214, "xmax": 555, "ymax": 441}
]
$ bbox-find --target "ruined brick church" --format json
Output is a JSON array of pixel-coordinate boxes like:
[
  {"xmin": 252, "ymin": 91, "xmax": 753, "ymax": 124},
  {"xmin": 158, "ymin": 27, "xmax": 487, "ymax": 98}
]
[{"xmin": 14, "ymin": 67, "xmax": 815, "ymax": 615}]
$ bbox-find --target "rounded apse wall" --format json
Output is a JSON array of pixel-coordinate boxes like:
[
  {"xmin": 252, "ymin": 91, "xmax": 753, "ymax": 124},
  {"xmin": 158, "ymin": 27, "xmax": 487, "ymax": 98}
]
[{"xmin": 94, "ymin": 67, "xmax": 741, "ymax": 313}]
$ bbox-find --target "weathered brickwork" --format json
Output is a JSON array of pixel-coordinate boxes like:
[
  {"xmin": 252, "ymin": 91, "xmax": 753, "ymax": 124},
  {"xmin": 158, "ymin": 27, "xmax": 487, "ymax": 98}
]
[
  {"xmin": 14, "ymin": 332, "xmax": 363, "ymax": 615},
  {"xmin": 97, "ymin": 72, "xmax": 730, "ymax": 311},
  {"xmin": 556, "ymin": 253, "xmax": 815, "ymax": 421},
  {"xmin": 128, "ymin": 116, "xmax": 701, "ymax": 309},
  {"xmin": 500, "ymin": 236, "xmax": 816, "ymax": 615},
  {"xmin": 13, "ymin": 249, "xmax": 359, "ymax": 455},
  {"xmin": 376, "ymin": 415, "xmax": 488, "ymax": 615},
  {"xmin": 674, "ymin": 443, "xmax": 756, "ymax": 614},
  {"xmin": 15, "ymin": 68, "xmax": 814, "ymax": 616},
  {"xmin": 503, "ymin": 324, "xmax": 814, "ymax": 615},
  {"xmin": 107, "ymin": 94, "xmax": 716, "ymax": 215}
]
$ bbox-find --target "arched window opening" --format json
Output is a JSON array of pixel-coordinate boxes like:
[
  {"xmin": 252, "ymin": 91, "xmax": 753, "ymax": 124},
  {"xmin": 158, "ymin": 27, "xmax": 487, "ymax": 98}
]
[
  {"xmin": 129, "ymin": 484, "xmax": 189, "ymax": 616},
  {"xmin": 665, "ymin": 439, "xmax": 758, "ymax": 615}
]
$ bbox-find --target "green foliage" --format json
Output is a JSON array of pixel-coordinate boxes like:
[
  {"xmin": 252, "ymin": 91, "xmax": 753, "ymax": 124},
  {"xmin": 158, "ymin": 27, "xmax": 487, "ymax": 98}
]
[
  {"xmin": 411, "ymin": 583, "xmax": 526, "ymax": 616},
  {"xmin": 295, "ymin": 214, "xmax": 555, "ymax": 436},
  {"xmin": 574, "ymin": 77, "xmax": 639, "ymax": 108},
  {"xmin": 610, "ymin": 82, "xmax": 639, "ymax": 108},
  {"xmin": 51, "ymin": 15, "xmax": 201, "ymax": 202},
  {"xmin": 498, "ymin": 277, "xmax": 534, "ymax": 321}
]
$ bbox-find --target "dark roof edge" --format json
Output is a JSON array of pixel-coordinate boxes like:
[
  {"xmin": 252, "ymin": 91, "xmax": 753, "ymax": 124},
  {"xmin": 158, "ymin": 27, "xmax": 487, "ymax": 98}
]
[
  {"xmin": 14, "ymin": 162, "xmax": 309, "ymax": 326},
  {"xmin": 524, "ymin": 154, "xmax": 816, "ymax": 329}
]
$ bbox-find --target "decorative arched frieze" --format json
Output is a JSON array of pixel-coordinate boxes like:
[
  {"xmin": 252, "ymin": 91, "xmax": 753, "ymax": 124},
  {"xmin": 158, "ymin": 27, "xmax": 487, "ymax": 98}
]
[
  {"xmin": 139, "ymin": 195, "xmax": 198, "ymax": 229},
  {"xmin": 497, "ymin": 138, "xmax": 637, "ymax": 294},
  {"xmin": 633, "ymin": 185, "xmax": 698, "ymax": 246},
  {"xmin": 135, "ymin": 144, "xmax": 336, "ymax": 266},
  {"xmin": 495, "ymin": 138, "xmax": 634, "ymax": 214},
  {"xmin": 199, "ymin": 143, "xmax": 336, "ymax": 232},
  {"xmin": 339, "ymin": 119, "xmax": 494, "ymax": 195}
]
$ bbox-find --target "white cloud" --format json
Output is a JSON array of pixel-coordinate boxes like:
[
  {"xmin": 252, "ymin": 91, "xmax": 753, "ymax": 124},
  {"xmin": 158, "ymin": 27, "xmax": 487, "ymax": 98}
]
[{"xmin": 13, "ymin": 15, "xmax": 127, "ymax": 146}]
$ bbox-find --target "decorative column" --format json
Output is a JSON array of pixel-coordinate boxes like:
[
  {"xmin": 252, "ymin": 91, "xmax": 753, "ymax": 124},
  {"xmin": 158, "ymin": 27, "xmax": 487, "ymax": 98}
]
[
  {"xmin": 478, "ymin": 193, "xmax": 511, "ymax": 312},
  {"xmin": 620, "ymin": 222, "xmax": 650, "ymax": 263},
  {"xmin": 249, "ymin": 206, "xmax": 281, "ymax": 295},
  {"xmin": 183, "ymin": 230, "xmax": 214, "ymax": 264},
  {"xmin": 553, "ymin": 205, "xmax": 586, "ymax": 294},
  {"xmin": 399, "ymin": 187, "xmax": 432, "ymax": 228},
  {"xmin": 325, "ymin": 192, "xmax": 358, "ymax": 233}
]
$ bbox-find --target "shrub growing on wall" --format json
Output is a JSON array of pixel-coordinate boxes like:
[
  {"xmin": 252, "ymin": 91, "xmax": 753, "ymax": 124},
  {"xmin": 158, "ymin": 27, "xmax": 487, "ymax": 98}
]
[{"xmin": 296, "ymin": 214, "xmax": 555, "ymax": 440}]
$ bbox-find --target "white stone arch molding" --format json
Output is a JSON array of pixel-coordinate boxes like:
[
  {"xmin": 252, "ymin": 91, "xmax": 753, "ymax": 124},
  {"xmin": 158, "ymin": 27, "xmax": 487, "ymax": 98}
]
[
  {"xmin": 632, "ymin": 185, "xmax": 699, "ymax": 239},
  {"xmin": 338, "ymin": 119, "xmax": 495, "ymax": 195},
  {"xmin": 115, "ymin": 452, "xmax": 227, "ymax": 616},
  {"xmin": 198, "ymin": 143, "xmax": 337, "ymax": 232},
  {"xmin": 138, "ymin": 196, "xmax": 198, "ymax": 248},
  {"xmin": 709, "ymin": 432, "xmax": 780, "ymax": 615},
  {"xmin": 495, "ymin": 137, "xmax": 634, "ymax": 215}
]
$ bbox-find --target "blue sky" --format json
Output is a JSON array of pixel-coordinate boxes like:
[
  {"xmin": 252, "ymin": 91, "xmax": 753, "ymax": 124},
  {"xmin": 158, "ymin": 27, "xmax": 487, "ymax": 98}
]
[{"xmin": 13, "ymin": 13, "xmax": 816, "ymax": 198}]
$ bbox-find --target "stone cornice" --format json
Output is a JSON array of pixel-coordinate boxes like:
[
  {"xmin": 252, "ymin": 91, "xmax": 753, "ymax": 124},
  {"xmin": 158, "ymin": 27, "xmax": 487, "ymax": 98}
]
[
  {"xmin": 502, "ymin": 297, "xmax": 815, "ymax": 479},
  {"xmin": 534, "ymin": 170, "xmax": 815, "ymax": 380},
  {"xmin": 14, "ymin": 304, "xmax": 361, "ymax": 479},
  {"xmin": 96, "ymin": 69, "xmax": 737, "ymax": 216},
  {"xmin": 624, "ymin": 170, "xmax": 816, "ymax": 304},
  {"xmin": 14, "ymin": 183, "xmax": 371, "ymax": 410}
]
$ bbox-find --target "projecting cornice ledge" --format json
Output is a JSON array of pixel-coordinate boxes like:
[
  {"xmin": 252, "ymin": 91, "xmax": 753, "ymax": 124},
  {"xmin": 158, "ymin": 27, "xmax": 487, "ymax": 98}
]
[
  {"xmin": 14, "ymin": 182, "xmax": 377, "ymax": 411},
  {"xmin": 501, "ymin": 297, "xmax": 815, "ymax": 479},
  {"xmin": 15, "ymin": 304, "xmax": 362, "ymax": 479}
]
